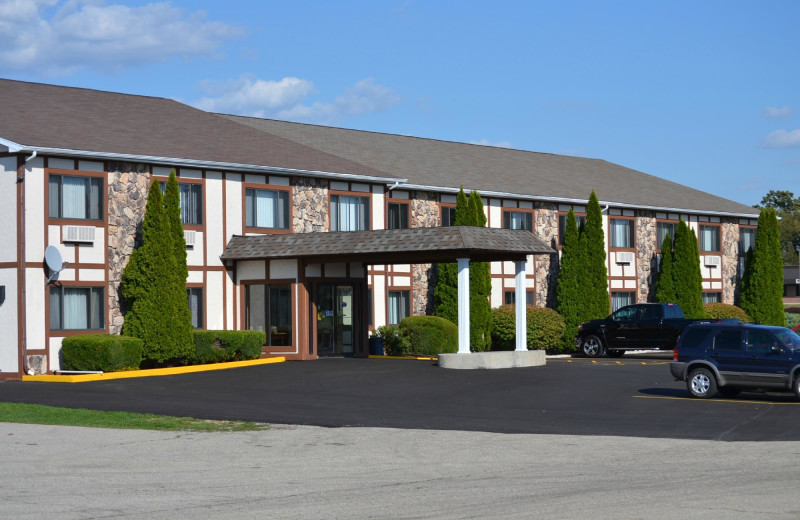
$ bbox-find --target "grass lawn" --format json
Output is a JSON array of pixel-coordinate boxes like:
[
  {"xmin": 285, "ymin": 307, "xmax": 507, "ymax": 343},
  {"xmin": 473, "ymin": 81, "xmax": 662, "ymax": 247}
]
[{"xmin": 0, "ymin": 402, "xmax": 269, "ymax": 432}]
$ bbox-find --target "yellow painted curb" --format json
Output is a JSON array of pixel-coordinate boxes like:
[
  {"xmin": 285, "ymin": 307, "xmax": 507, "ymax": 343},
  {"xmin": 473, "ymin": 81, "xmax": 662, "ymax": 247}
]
[{"xmin": 22, "ymin": 357, "xmax": 286, "ymax": 383}]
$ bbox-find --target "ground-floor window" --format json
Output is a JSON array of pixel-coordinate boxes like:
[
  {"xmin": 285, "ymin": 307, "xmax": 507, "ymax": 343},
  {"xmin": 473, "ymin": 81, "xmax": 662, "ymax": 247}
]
[
  {"xmin": 702, "ymin": 292, "xmax": 721, "ymax": 304},
  {"xmin": 611, "ymin": 291, "xmax": 635, "ymax": 312},
  {"xmin": 245, "ymin": 284, "xmax": 292, "ymax": 346},
  {"xmin": 388, "ymin": 290, "xmax": 410, "ymax": 325},
  {"xmin": 503, "ymin": 290, "xmax": 535, "ymax": 306},
  {"xmin": 49, "ymin": 286, "xmax": 104, "ymax": 330},
  {"xmin": 187, "ymin": 288, "xmax": 203, "ymax": 329}
]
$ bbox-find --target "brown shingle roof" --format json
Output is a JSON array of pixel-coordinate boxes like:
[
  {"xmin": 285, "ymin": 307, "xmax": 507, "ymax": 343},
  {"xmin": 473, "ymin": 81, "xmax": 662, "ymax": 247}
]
[
  {"xmin": 0, "ymin": 79, "xmax": 396, "ymax": 180},
  {"xmin": 221, "ymin": 226, "xmax": 554, "ymax": 264},
  {"xmin": 222, "ymin": 115, "xmax": 759, "ymax": 217}
]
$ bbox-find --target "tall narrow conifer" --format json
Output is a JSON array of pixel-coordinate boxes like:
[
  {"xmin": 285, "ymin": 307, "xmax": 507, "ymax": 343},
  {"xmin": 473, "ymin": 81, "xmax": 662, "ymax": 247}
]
[
  {"xmin": 433, "ymin": 187, "xmax": 469, "ymax": 325},
  {"xmin": 654, "ymin": 233, "xmax": 677, "ymax": 303},
  {"xmin": 468, "ymin": 190, "xmax": 492, "ymax": 351},
  {"xmin": 583, "ymin": 191, "xmax": 609, "ymax": 317},
  {"xmin": 557, "ymin": 209, "xmax": 582, "ymax": 348},
  {"xmin": 740, "ymin": 208, "xmax": 785, "ymax": 325}
]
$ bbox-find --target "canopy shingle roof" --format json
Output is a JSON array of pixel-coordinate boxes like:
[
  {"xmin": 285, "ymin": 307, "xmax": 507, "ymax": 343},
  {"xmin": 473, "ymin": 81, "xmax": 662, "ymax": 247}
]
[
  {"xmin": 221, "ymin": 226, "xmax": 554, "ymax": 264},
  {"xmin": 222, "ymin": 115, "xmax": 759, "ymax": 218}
]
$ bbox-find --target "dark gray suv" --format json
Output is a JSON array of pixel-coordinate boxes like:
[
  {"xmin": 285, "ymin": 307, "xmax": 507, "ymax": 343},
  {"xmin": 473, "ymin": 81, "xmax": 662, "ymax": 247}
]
[{"xmin": 670, "ymin": 323, "xmax": 800, "ymax": 399}]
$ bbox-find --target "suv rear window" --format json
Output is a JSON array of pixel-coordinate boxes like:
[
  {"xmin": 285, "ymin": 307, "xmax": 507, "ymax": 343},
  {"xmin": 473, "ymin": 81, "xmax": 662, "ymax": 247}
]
[
  {"xmin": 680, "ymin": 328, "xmax": 712, "ymax": 348},
  {"xmin": 713, "ymin": 329, "xmax": 742, "ymax": 351}
]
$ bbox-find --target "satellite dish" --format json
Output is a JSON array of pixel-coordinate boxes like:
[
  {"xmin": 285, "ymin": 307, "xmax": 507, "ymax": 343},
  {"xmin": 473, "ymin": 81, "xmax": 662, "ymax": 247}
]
[{"xmin": 44, "ymin": 246, "xmax": 67, "ymax": 283}]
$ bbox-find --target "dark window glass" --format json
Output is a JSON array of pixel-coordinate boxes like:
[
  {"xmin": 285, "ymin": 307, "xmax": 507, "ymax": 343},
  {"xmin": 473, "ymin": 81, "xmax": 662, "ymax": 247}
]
[
  {"xmin": 702, "ymin": 292, "xmax": 721, "ymax": 304},
  {"xmin": 442, "ymin": 206, "xmax": 456, "ymax": 227},
  {"xmin": 245, "ymin": 188, "xmax": 290, "ymax": 229},
  {"xmin": 558, "ymin": 214, "xmax": 586, "ymax": 245},
  {"xmin": 739, "ymin": 228, "xmax": 756, "ymax": 255},
  {"xmin": 49, "ymin": 286, "xmax": 104, "ymax": 330},
  {"xmin": 160, "ymin": 181, "xmax": 203, "ymax": 225},
  {"xmin": 610, "ymin": 219, "xmax": 634, "ymax": 248},
  {"xmin": 680, "ymin": 328, "xmax": 712, "ymax": 348},
  {"xmin": 504, "ymin": 291, "xmax": 535, "ymax": 306},
  {"xmin": 48, "ymin": 175, "xmax": 103, "ymax": 220},
  {"xmin": 331, "ymin": 195, "xmax": 369, "ymax": 231},
  {"xmin": 713, "ymin": 329, "xmax": 742, "ymax": 351},
  {"xmin": 388, "ymin": 202, "xmax": 409, "ymax": 229},
  {"xmin": 699, "ymin": 225, "xmax": 720, "ymax": 252},
  {"xmin": 503, "ymin": 211, "xmax": 533, "ymax": 231},
  {"xmin": 746, "ymin": 330, "xmax": 777, "ymax": 353},
  {"xmin": 388, "ymin": 290, "xmax": 410, "ymax": 325},
  {"xmin": 245, "ymin": 284, "xmax": 292, "ymax": 346},
  {"xmin": 187, "ymin": 288, "xmax": 203, "ymax": 329},
  {"xmin": 656, "ymin": 222, "xmax": 677, "ymax": 249}
]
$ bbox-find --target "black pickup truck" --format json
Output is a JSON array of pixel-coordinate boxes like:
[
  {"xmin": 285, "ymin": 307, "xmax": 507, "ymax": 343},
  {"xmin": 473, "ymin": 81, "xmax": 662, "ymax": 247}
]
[{"xmin": 575, "ymin": 303, "xmax": 735, "ymax": 358}]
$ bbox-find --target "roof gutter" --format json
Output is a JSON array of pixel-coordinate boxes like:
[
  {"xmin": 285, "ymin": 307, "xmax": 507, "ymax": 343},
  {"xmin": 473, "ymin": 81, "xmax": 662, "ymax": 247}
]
[
  {"xmin": 0, "ymin": 139, "xmax": 407, "ymax": 185},
  {"xmin": 399, "ymin": 184, "xmax": 761, "ymax": 219}
]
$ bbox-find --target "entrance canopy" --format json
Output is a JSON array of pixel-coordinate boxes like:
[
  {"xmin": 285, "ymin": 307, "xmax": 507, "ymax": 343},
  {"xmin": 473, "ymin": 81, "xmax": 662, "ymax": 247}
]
[{"xmin": 221, "ymin": 226, "xmax": 554, "ymax": 264}]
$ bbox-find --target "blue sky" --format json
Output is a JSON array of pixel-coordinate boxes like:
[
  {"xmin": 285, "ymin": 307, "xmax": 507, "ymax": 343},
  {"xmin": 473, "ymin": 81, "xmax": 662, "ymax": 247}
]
[{"xmin": 1, "ymin": 0, "xmax": 798, "ymax": 207}]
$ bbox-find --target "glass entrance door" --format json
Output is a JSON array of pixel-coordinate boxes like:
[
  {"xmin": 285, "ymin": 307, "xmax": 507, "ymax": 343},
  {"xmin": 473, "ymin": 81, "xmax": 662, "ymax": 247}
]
[{"xmin": 316, "ymin": 284, "xmax": 355, "ymax": 356}]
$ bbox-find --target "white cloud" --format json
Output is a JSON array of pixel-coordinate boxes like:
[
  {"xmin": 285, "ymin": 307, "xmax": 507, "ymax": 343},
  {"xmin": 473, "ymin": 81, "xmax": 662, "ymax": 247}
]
[
  {"xmin": 196, "ymin": 76, "xmax": 401, "ymax": 124},
  {"xmin": 761, "ymin": 129, "xmax": 800, "ymax": 149},
  {"xmin": 0, "ymin": 0, "xmax": 242, "ymax": 76},
  {"xmin": 470, "ymin": 139, "xmax": 512, "ymax": 149},
  {"xmin": 762, "ymin": 106, "xmax": 793, "ymax": 119}
]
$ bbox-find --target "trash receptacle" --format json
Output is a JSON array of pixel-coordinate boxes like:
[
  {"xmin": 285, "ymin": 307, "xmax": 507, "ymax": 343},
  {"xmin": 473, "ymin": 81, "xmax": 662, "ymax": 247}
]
[{"xmin": 368, "ymin": 336, "xmax": 384, "ymax": 356}]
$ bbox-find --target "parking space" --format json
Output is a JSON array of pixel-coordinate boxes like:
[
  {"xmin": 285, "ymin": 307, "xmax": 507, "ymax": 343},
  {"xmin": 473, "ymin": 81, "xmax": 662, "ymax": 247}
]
[{"xmin": 1, "ymin": 357, "xmax": 798, "ymax": 441}]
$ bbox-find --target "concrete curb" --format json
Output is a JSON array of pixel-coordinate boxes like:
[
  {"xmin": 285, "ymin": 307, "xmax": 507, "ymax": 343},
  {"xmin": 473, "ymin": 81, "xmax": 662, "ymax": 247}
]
[
  {"xmin": 438, "ymin": 350, "xmax": 546, "ymax": 369},
  {"xmin": 21, "ymin": 357, "xmax": 286, "ymax": 383}
]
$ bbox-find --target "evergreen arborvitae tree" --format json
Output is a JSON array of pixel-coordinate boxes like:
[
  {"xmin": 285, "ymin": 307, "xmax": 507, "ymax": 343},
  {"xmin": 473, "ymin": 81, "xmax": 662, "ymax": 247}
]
[
  {"xmin": 433, "ymin": 187, "xmax": 469, "ymax": 325},
  {"xmin": 583, "ymin": 191, "xmax": 609, "ymax": 317},
  {"xmin": 122, "ymin": 181, "xmax": 194, "ymax": 366},
  {"xmin": 654, "ymin": 233, "xmax": 677, "ymax": 303},
  {"xmin": 468, "ymin": 190, "xmax": 492, "ymax": 352},
  {"xmin": 671, "ymin": 220, "xmax": 704, "ymax": 318},
  {"xmin": 163, "ymin": 170, "xmax": 194, "ymax": 346},
  {"xmin": 740, "ymin": 207, "xmax": 785, "ymax": 325},
  {"xmin": 556, "ymin": 209, "xmax": 583, "ymax": 349}
]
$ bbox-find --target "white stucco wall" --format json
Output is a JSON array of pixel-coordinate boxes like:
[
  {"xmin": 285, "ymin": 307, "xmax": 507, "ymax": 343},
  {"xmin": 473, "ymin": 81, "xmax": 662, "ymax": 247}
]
[
  {"xmin": 24, "ymin": 157, "xmax": 45, "ymax": 264},
  {"xmin": 205, "ymin": 171, "xmax": 224, "ymax": 268},
  {"xmin": 0, "ymin": 268, "xmax": 19, "ymax": 373},
  {"xmin": 0, "ymin": 157, "xmax": 17, "ymax": 264},
  {"xmin": 206, "ymin": 271, "xmax": 224, "ymax": 330}
]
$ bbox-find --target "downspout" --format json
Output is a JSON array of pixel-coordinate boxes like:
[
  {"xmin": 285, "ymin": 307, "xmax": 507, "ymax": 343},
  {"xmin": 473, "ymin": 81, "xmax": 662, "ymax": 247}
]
[
  {"xmin": 17, "ymin": 151, "xmax": 36, "ymax": 377},
  {"xmin": 386, "ymin": 181, "xmax": 400, "ymax": 192}
]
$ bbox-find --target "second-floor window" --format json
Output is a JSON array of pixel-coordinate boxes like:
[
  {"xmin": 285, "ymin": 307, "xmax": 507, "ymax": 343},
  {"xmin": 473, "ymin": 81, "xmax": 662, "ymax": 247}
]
[
  {"xmin": 558, "ymin": 213, "xmax": 586, "ymax": 245},
  {"xmin": 503, "ymin": 211, "xmax": 533, "ymax": 231},
  {"xmin": 331, "ymin": 195, "xmax": 369, "ymax": 231},
  {"xmin": 610, "ymin": 219, "xmax": 634, "ymax": 248},
  {"xmin": 441, "ymin": 205, "xmax": 456, "ymax": 226},
  {"xmin": 699, "ymin": 225, "xmax": 720, "ymax": 252},
  {"xmin": 245, "ymin": 188, "xmax": 290, "ymax": 229},
  {"xmin": 656, "ymin": 221, "xmax": 677, "ymax": 249},
  {"xmin": 388, "ymin": 202, "xmax": 409, "ymax": 229},
  {"xmin": 739, "ymin": 227, "xmax": 756, "ymax": 255},
  {"xmin": 48, "ymin": 174, "xmax": 103, "ymax": 220},
  {"xmin": 160, "ymin": 181, "xmax": 202, "ymax": 225}
]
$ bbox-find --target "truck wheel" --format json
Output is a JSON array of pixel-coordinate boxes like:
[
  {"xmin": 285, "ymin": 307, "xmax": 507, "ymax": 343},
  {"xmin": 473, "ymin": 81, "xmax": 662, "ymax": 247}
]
[
  {"xmin": 581, "ymin": 335, "xmax": 604, "ymax": 358},
  {"xmin": 687, "ymin": 367, "xmax": 717, "ymax": 399}
]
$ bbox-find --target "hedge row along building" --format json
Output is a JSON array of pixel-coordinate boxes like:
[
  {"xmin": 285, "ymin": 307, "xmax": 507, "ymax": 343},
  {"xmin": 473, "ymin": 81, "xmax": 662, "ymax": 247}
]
[{"xmin": 0, "ymin": 79, "xmax": 759, "ymax": 378}]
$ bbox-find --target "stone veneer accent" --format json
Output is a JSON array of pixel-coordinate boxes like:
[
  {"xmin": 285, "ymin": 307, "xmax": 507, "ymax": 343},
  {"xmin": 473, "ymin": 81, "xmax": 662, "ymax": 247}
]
[
  {"xmin": 534, "ymin": 203, "xmax": 559, "ymax": 307},
  {"xmin": 721, "ymin": 219, "xmax": 739, "ymax": 304},
  {"xmin": 292, "ymin": 177, "xmax": 328, "ymax": 233},
  {"xmin": 410, "ymin": 191, "xmax": 439, "ymax": 315},
  {"xmin": 107, "ymin": 162, "xmax": 150, "ymax": 334},
  {"xmin": 636, "ymin": 212, "xmax": 657, "ymax": 302}
]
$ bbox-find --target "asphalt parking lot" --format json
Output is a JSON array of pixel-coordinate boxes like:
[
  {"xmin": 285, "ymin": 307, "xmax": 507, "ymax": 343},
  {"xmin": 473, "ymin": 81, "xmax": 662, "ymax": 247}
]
[{"xmin": 1, "ymin": 353, "xmax": 798, "ymax": 441}]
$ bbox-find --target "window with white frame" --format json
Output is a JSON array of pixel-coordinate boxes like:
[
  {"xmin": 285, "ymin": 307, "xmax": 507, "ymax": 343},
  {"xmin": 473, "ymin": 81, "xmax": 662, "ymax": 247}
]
[
  {"xmin": 387, "ymin": 202, "xmax": 410, "ymax": 229},
  {"xmin": 388, "ymin": 290, "xmax": 411, "ymax": 325},
  {"xmin": 187, "ymin": 288, "xmax": 203, "ymax": 329},
  {"xmin": 331, "ymin": 195, "xmax": 369, "ymax": 231},
  {"xmin": 611, "ymin": 291, "xmax": 634, "ymax": 312},
  {"xmin": 245, "ymin": 188, "xmax": 290, "ymax": 229},
  {"xmin": 610, "ymin": 219, "xmax": 634, "ymax": 249},
  {"xmin": 48, "ymin": 174, "xmax": 104, "ymax": 220},
  {"xmin": 503, "ymin": 210, "xmax": 533, "ymax": 231},
  {"xmin": 49, "ymin": 286, "xmax": 104, "ymax": 330},
  {"xmin": 699, "ymin": 225, "xmax": 720, "ymax": 252}
]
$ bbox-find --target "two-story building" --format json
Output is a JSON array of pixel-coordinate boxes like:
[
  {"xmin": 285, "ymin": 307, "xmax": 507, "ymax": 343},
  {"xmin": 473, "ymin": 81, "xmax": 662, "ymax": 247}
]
[{"xmin": 0, "ymin": 79, "xmax": 760, "ymax": 379}]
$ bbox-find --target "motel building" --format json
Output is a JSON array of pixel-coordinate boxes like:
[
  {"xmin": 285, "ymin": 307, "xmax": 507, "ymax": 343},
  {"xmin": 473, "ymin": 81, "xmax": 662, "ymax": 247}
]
[{"xmin": 0, "ymin": 79, "xmax": 760, "ymax": 379}]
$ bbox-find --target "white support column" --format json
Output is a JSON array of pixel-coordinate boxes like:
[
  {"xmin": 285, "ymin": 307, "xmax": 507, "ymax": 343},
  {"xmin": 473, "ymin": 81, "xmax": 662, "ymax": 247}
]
[
  {"xmin": 457, "ymin": 257, "xmax": 470, "ymax": 354},
  {"xmin": 515, "ymin": 260, "xmax": 527, "ymax": 351}
]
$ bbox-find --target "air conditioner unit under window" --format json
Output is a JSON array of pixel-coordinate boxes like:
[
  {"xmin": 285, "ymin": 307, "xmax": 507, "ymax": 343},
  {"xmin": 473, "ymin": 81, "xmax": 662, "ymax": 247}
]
[
  {"xmin": 704, "ymin": 255, "xmax": 721, "ymax": 267},
  {"xmin": 62, "ymin": 225, "xmax": 96, "ymax": 243},
  {"xmin": 616, "ymin": 251, "xmax": 634, "ymax": 264},
  {"xmin": 184, "ymin": 230, "xmax": 196, "ymax": 248}
]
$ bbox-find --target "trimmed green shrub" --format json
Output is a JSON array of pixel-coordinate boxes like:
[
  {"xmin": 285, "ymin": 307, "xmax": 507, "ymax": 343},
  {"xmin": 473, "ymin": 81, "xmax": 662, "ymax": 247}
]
[
  {"xmin": 399, "ymin": 316, "xmax": 458, "ymax": 355},
  {"xmin": 491, "ymin": 305, "xmax": 567, "ymax": 353},
  {"xmin": 703, "ymin": 303, "xmax": 749, "ymax": 323},
  {"xmin": 786, "ymin": 312, "xmax": 800, "ymax": 330},
  {"xmin": 62, "ymin": 334, "xmax": 143, "ymax": 372},
  {"xmin": 375, "ymin": 325, "xmax": 409, "ymax": 356},
  {"xmin": 192, "ymin": 330, "xmax": 266, "ymax": 365}
]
